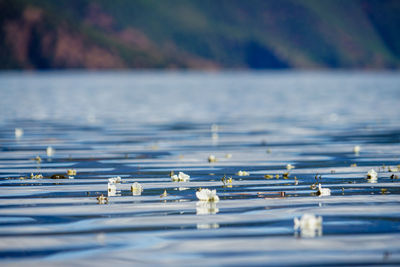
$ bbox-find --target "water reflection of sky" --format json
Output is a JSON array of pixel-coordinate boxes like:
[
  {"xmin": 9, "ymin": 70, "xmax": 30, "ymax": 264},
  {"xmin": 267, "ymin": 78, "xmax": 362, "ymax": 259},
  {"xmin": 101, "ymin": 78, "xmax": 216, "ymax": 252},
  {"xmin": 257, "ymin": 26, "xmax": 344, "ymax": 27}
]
[
  {"xmin": 0, "ymin": 71, "xmax": 399, "ymax": 265},
  {"xmin": 0, "ymin": 71, "xmax": 399, "ymax": 126}
]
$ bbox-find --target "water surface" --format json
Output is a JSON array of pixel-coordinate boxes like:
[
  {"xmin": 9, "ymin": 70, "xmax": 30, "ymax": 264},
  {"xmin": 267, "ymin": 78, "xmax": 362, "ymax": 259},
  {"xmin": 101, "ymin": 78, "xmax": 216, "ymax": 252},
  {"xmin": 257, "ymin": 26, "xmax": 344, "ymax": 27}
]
[{"xmin": 0, "ymin": 71, "xmax": 400, "ymax": 266}]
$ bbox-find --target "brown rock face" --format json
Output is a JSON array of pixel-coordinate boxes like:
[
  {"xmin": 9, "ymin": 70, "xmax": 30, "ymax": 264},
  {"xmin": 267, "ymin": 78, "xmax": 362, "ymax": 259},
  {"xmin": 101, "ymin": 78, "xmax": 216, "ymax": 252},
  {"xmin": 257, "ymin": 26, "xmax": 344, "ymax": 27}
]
[
  {"xmin": 117, "ymin": 27, "xmax": 153, "ymax": 50},
  {"xmin": 3, "ymin": 6, "xmax": 124, "ymax": 69},
  {"xmin": 3, "ymin": 7, "xmax": 44, "ymax": 68},
  {"xmin": 53, "ymin": 28, "xmax": 124, "ymax": 69}
]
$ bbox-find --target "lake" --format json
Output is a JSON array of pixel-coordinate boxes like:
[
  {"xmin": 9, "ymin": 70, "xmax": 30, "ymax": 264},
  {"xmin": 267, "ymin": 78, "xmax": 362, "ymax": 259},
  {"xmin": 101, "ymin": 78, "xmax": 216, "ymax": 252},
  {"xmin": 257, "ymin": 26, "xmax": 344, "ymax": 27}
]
[{"xmin": 0, "ymin": 71, "xmax": 400, "ymax": 266}]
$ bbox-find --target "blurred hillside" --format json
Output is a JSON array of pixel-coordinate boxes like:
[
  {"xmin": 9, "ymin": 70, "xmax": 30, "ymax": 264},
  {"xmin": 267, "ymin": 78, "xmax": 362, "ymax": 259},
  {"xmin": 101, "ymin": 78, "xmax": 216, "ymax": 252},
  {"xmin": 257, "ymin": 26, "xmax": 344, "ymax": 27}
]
[{"xmin": 1, "ymin": 0, "xmax": 399, "ymax": 69}]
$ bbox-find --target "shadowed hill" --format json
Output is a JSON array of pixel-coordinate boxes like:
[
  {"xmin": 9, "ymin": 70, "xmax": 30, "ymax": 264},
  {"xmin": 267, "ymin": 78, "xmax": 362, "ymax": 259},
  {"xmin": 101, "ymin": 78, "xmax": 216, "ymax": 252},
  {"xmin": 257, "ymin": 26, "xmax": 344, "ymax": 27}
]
[{"xmin": 1, "ymin": 0, "xmax": 399, "ymax": 69}]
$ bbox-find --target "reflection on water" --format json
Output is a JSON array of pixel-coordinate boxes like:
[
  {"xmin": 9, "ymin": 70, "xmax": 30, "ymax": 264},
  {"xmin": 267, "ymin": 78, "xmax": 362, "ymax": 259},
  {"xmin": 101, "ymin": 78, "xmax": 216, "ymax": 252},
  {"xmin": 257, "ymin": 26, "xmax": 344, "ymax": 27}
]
[
  {"xmin": 196, "ymin": 201, "xmax": 219, "ymax": 215},
  {"xmin": 197, "ymin": 223, "xmax": 220, "ymax": 230},
  {"xmin": 294, "ymin": 213, "xmax": 323, "ymax": 238},
  {"xmin": 0, "ymin": 71, "xmax": 400, "ymax": 265}
]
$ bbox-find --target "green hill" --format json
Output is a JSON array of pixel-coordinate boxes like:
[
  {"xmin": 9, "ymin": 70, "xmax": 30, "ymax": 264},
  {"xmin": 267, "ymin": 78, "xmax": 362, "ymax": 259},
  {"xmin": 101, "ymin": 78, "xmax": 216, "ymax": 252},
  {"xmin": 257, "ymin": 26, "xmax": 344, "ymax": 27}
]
[{"xmin": 1, "ymin": 0, "xmax": 399, "ymax": 69}]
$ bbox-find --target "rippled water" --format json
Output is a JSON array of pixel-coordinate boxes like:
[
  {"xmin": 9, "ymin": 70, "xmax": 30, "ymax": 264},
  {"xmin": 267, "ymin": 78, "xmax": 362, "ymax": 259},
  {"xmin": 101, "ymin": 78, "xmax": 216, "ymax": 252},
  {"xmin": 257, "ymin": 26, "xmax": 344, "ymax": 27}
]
[{"xmin": 1, "ymin": 71, "xmax": 400, "ymax": 266}]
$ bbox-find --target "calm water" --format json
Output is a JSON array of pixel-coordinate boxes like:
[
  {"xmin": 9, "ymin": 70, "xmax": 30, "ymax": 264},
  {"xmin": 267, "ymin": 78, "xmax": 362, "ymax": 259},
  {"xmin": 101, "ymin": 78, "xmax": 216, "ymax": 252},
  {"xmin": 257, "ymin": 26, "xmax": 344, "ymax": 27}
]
[{"xmin": 0, "ymin": 71, "xmax": 400, "ymax": 266}]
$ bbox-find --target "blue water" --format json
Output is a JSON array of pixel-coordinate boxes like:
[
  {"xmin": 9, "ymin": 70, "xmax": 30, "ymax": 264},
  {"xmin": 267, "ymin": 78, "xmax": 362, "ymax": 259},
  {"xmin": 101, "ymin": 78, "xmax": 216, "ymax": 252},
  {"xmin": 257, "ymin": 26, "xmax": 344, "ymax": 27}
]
[{"xmin": 0, "ymin": 71, "xmax": 400, "ymax": 266}]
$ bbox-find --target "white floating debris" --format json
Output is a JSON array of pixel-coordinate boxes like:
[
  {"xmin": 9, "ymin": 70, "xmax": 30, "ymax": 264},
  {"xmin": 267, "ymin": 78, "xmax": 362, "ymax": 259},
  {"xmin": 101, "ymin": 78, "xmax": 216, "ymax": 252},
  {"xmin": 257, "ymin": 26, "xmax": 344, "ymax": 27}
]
[
  {"xmin": 178, "ymin": 187, "xmax": 190, "ymax": 191},
  {"xmin": 225, "ymin": 153, "xmax": 232, "ymax": 159},
  {"xmin": 107, "ymin": 183, "xmax": 116, "ymax": 192},
  {"xmin": 108, "ymin": 176, "xmax": 122, "ymax": 184},
  {"xmin": 221, "ymin": 175, "xmax": 233, "ymax": 187},
  {"xmin": 236, "ymin": 170, "xmax": 250, "ymax": 176},
  {"xmin": 96, "ymin": 194, "xmax": 108, "ymax": 204},
  {"xmin": 107, "ymin": 182, "xmax": 120, "ymax": 197},
  {"xmin": 34, "ymin": 156, "xmax": 42, "ymax": 164},
  {"xmin": 180, "ymin": 172, "xmax": 190, "ymax": 181},
  {"xmin": 67, "ymin": 169, "xmax": 76, "ymax": 176},
  {"xmin": 294, "ymin": 213, "xmax": 323, "ymax": 238},
  {"xmin": 15, "ymin": 128, "xmax": 23, "ymax": 138},
  {"xmin": 160, "ymin": 189, "xmax": 168, "ymax": 198},
  {"xmin": 367, "ymin": 169, "xmax": 378, "ymax": 181},
  {"xmin": 317, "ymin": 183, "xmax": 331, "ymax": 196},
  {"xmin": 388, "ymin": 166, "xmax": 400, "ymax": 172},
  {"xmin": 353, "ymin": 145, "xmax": 361, "ymax": 154},
  {"xmin": 67, "ymin": 169, "xmax": 76, "ymax": 177},
  {"xmin": 131, "ymin": 182, "xmax": 143, "ymax": 195},
  {"xmin": 208, "ymin": 155, "xmax": 217, "ymax": 163},
  {"xmin": 30, "ymin": 173, "xmax": 43, "ymax": 179},
  {"xmin": 196, "ymin": 188, "xmax": 219, "ymax": 202},
  {"xmin": 171, "ymin": 171, "xmax": 190, "ymax": 182},
  {"xmin": 286, "ymin": 164, "xmax": 294, "ymax": 170},
  {"xmin": 46, "ymin": 146, "xmax": 55, "ymax": 157},
  {"xmin": 196, "ymin": 201, "xmax": 219, "ymax": 215}
]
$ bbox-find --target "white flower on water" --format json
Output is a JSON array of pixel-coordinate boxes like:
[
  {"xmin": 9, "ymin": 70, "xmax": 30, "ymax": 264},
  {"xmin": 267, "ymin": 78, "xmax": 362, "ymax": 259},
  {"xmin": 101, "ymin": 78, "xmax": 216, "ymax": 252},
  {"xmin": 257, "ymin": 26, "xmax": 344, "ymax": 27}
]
[
  {"xmin": 367, "ymin": 169, "xmax": 378, "ymax": 181},
  {"xmin": 236, "ymin": 170, "xmax": 250, "ymax": 176},
  {"xmin": 171, "ymin": 172, "xmax": 190, "ymax": 182},
  {"xmin": 34, "ymin": 156, "xmax": 42, "ymax": 164},
  {"xmin": 96, "ymin": 194, "xmax": 108, "ymax": 204},
  {"xmin": 160, "ymin": 189, "xmax": 168, "ymax": 198},
  {"xmin": 196, "ymin": 188, "xmax": 219, "ymax": 202},
  {"xmin": 294, "ymin": 213, "xmax": 323, "ymax": 238},
  {"xmin": 286, "ymin": 164, "xmax": 294, "ymax": 170},
  {"xmin": 353, "ymin": 145, "xmax": 361, "ymax": 154},
  {"xmin": 171, "ymin": 175, "xmax": 179, "ymax": 182},
  {"xmin": 317, "ymin": 183, "xmax": 331, "ymax": 196},
  {"xmin": 208, "ymin": 155, "xmax": 217, "ymax": 163},
  {"xmin": 107, "ymin": 183, "xmax": 120, "ymax": 197},
  {"xmin": 67, "ymin": 169, "xmax": 76, "ymax": 179},
  {"xmin": 131, "ymin": 182, "xmax": 143, "ymax": 195},
  {"xmin": 108, "ymin": 176, "xmax": 122, "ymax": 184},
  {"xmin": 30, "ymin": 173, "xmax": 43, "ymax": 179},
  {"xmin": 107, "ymin": 176, "xmax": 121, "ymax": 196},
  {"xmin": 196, "ymin": 201, "xmax": 219, "ymax": 215},
  {"xmin": 67, "ymin": 169, "xmax": 76, "ymax": 176},
  {"xmin": 108, "ymin": 183, "xmax": 116, "ymax": 192},
  {"xmin": 15, "ymin": 128, "xmax": 23, "ymax": 138},
  {"xmin": 46, "ymin": 146, "xmax": 55, "ymax": 157}
]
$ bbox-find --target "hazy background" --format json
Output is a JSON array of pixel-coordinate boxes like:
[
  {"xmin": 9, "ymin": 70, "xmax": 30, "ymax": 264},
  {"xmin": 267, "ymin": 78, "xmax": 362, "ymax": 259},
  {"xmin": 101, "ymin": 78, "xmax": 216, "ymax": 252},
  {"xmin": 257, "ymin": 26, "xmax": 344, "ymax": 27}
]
[{"xmin": 1, "ymin": 0, "xmax": 399, "ymax": 70}]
